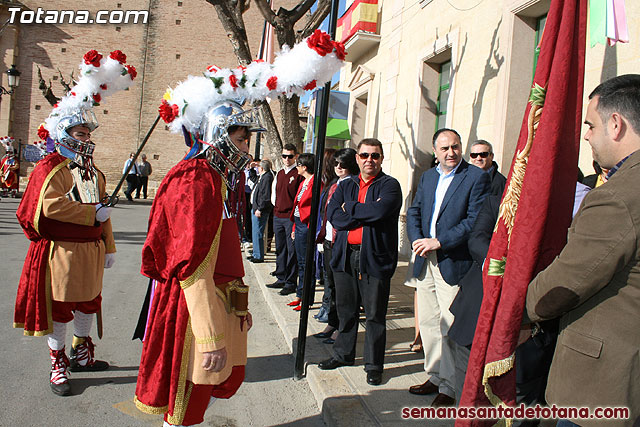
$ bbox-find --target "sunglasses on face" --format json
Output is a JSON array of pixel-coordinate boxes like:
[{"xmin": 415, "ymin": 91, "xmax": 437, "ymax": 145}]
[
  {"xmin": 358, "ymin": 152, "xmax": 381, "ymax": 160},
  {"xmin": 334, "ymin": 162, "xmax": 345, "ymax": 169},
  {"xmin": 470, "ymin": 151, "xmax": 490, "ymax": 159},
  {"xmin": 282, "ymin": 154, "xmax": 295, "ymax": 159}
]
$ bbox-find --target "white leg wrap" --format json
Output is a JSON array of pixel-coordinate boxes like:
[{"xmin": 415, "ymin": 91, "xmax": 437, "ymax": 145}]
[
  {"xmin": 47, "ymin": 321, "xmax": 67, "ymax": 351},
  {"xmin": 73, "ymin": 311, "xmax": 93, "ymax": 338}
]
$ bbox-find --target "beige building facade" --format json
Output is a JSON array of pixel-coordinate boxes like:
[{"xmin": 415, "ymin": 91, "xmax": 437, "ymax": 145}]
[{"xmin": 338, "ymin": 0, "xmax": 639, "ymax": 254}]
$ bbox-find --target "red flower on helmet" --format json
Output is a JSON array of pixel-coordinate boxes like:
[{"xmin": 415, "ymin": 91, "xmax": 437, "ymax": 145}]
[
  {"xmin": 126, "ymin": 65, "xmax": 137, "ymax": 80},
  {"xmin": 37, "ymin": 125, "xmax": 49, "ymax": 141},
  {"xmin": 332, "ymin": 41, "xmax": 346, "ymax": 61},
  {"xmin": 307, "ymin": 29, "xmax": 334, "ymax": 57},
  {"xmin": 70, "ymin": 92, "xmax": 76, "ymax": 97},
  {"xmin": 266, "ymin": 76, "xmax": 278, "ymax": 91},
  {"xmin": 207, "ymin": 65, "xmax": 220, "ymax": 73},
  {"xmin": 109, "ymin": 50, "xmax": 127, "ymax": 64},
  {"xmin": 100, "ymin": 84, "xmax": 107, "ymax": 90},
  {"xmin": 83, "ymin": 50, "xmax": 103, "ymax": 67},
  {"xmin": 254, "ymin": 59, "xmax": 264, "ymax": 63},
  {"xmin": 303, "ymin": 80, "xmax": 317, "ymax": 91},
  {"xmin": 159, "ymin": 100, "xmax": 179, "ymax": 123},
  {"xmin": 229, "ymin": 74, "xmax": 238, "ymax": 89},
  {"xmin": 92, "ymin": 93, "xmax": 102, "ymax": 104}
]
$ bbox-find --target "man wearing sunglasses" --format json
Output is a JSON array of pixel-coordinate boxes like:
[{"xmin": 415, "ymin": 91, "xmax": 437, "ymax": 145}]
[
  {"xmin": 469, "ymin": 140, "xmax": 506, "ymax": 196},
  {"xmin": 321, "ymin": 138, "xmax": 402, "ymax": 386},
  {"xmin": 267, "ymin": 143, "xmax": 304, "ymax": 295},
  {"xmin": 406, "ymin": 128, "xmax": 489, "ymax": 407}
]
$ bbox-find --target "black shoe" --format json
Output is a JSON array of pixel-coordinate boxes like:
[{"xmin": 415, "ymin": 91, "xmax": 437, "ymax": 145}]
[
  {"xmin": 322, "ymin": 338, "xmax": 335, "ymax": 345},
  {"xmin": 366, "ymin": 370, "xmax": 382, "ymax": 386},
  {"xmin": 318, "ymin": 357, "xmax": 352, "ymax": 370},
  {"xmin": 313, "ymin": 330, "xmax": 334, "ymax": 339},
  {"xmin": 266, "ymin": 281, "xmax": 285, "ymax": 289},
  {"xmin": 279, "ymin": 286, "xmax": 296, "ymax": 296},
  {"xmin": 50, "ymin": 380, "xmax": 71, "ymax": 396},
  {"xmin": 270, "ymin": 270, "xmax": 278, "ymax": 276},
  {"xmin": 69, "ymin": 337, "xmax": 110, "ymax": 372},
  {"xmin": 250, "ymin": 258, "xmax": 264, "ymax": 264}
]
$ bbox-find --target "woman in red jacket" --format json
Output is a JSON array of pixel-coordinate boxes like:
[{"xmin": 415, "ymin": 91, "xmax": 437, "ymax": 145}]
[{"xmin": 288, "ymin": 153, "xmax": 316, "ymax": 310}]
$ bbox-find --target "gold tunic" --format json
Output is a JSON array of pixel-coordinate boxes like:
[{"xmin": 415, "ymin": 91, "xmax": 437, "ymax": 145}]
[
  {"xmin": 183, "ymin": 242, "xmax": 248, "ymax": 385},
  {"xmin": 42, "ymin": 165, "xmax": 116, "ymax": 302}
]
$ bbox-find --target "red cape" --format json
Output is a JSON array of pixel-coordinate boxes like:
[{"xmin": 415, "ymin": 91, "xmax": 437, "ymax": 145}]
[
  {"xmin": 135, "ymin": 158, "xmax": 244, "ymax": 421},
  {"xmin": 14, "ymin": 153, "xmax": 104, "ymax": 336}
]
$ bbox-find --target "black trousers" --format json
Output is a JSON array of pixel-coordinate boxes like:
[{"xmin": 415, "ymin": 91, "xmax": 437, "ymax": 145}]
[
  {"xmin": 273, "ymin": 215, "xmax": 297, "ymax": 288},
  {"xmin": 322, "ymin": 241, "xmax": 339, "ymax": 329},
  {"xmin": 332, "ymin": 246, "xmax": 390, "ymax": 372},
  {"xmin": 124, "ymin": 174, "xmax": 138, "ymax": 200},
  {"xmin": 135, "ymin": 176, "xmax": 149, "ymax": 198}
]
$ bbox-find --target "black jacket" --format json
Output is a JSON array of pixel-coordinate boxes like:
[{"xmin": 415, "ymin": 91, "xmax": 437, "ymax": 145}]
[
  {"xmin": 488, "ymin": 161, "xmax": 507, "ymax": 197},
  {"xmin": 252, "ymin": 171, "xmax": 274, "ymax": 213},
  {"xmin": 448, "ymin": 194, "xmax": 500, "ymax": 347},
  {"xmin": 327, "ymin": 172, "xmax": 402, "ymax": 280}
]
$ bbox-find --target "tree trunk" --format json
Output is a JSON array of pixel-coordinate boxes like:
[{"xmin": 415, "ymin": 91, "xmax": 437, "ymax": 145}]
[{"xmin": 280, "ymin": 95, "xmax": 302, "ymax": 150}]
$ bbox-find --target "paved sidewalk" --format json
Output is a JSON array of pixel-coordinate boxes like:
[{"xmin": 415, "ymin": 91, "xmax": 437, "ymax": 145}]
[{"xmin": 243, "ymin": 243, "xmax": 453, "ymax": 427}]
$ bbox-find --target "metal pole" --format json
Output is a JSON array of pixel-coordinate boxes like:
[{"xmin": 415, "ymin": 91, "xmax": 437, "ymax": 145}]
[{"xmin": 294, "ymin": 0, "xmax": 340, "ymax": 380}]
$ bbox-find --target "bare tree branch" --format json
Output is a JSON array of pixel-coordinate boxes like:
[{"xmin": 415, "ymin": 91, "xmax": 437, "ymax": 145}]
[
  {"xmin": 57, "ymin": 68, "xmax": 74, "ymax": 94},
  {"xmin": 289, "ymin": 0, "xmax": 316, "ymax": 23},
  {"xmin": 253, "ymin": 0, "xmax": 277, "ymax": 26},
  {"xmin": 206, "ymin": 0, "xmax": 253, "ymax": 64},
  {"xmin": 36, "ymin": 66, "xmax": 60, "ymax": 106},
  {"xmin": 298, "ymin": 0, "xmax": 331, "ymax": 41}
]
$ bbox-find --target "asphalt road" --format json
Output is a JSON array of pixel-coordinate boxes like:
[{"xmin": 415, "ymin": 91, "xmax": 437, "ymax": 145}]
[{"xmin": 0, "ymin": 197, "xmax": 323, "ymax": 427}]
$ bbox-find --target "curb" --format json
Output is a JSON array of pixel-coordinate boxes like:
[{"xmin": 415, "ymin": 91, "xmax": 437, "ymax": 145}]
[{"xmin": 244, "ymin": 249, "xmax": 379, "ymax": 427}]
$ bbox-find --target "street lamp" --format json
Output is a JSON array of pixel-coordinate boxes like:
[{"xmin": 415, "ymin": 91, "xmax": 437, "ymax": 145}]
[{"xmin": 1, "ymin": 64, "xmax": 21, "ymax": 96}]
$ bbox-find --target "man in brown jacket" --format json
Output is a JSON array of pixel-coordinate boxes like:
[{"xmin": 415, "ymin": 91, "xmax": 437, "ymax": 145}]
[{"xmin": 526, "ymin": 74, "xmax": 640, "ymax": 426}]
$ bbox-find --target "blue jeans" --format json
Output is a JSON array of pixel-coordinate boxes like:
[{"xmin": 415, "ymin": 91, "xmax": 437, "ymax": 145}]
[
  {"xmin": 294, "ymin": 217, "xmax": 309, "ymax": 298},
  {"xmin": 251, "ymin": 211, "xmax": 268, "ymax": 260}
]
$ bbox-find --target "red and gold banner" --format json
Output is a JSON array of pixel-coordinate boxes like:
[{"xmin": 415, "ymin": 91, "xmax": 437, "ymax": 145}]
[{"xmin": 457, "ymin": 0, "xmax": 587, "ymax": 424}]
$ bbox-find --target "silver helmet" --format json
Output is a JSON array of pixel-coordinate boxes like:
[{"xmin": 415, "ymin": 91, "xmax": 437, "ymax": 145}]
[
  {"xmin": 53, "ymin": 109, "xmax": 99, "ymax": 166},
  {"xmin": 199, "ymin": 100, "xmax": 265, "ymax": 185}
]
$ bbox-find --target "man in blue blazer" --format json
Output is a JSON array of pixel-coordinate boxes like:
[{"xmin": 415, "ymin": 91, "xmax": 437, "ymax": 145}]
[{"xmin": 406, "ymin": 128, "xmax": 489, "ymax": 406}]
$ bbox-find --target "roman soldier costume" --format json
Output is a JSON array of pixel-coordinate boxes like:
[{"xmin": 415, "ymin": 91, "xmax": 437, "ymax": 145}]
[
  {"xmin": 134, "ymin": 30, "xmax": 345, "ymax": 426},
  {"xmin": 14, "ymin": 49, "xmax": 136, "ymax": 396},
  {"xmin": 0, "ymin": 136, "xmax": 19, "ymax": 197}
]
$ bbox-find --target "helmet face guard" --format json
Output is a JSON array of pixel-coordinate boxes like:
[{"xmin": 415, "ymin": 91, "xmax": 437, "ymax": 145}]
[
  {"xmin": 54, "ymin": 110, "xmax": 99, "ymax": 165},
  {"xmin": 199, "ymin": 101, "xmax": 265, "ymax": 186}
]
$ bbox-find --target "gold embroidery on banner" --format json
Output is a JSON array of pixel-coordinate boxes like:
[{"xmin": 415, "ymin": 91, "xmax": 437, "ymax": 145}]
[
  {"xmin": 134, "ymin": 396, "xmax": 168, "ymax": 415},
  {"xmin": 195, "ymin": 333, "xmax": 225, "ymax": 344},
  {"xmin": 166, "ymin": 317, "xmax": 194, "ymax": 425},
  {"xmin": 34, "ymin": 158, "xmax": 72, "ymax": 235},
  {"xmin": 482, "ymin": 353, "xmax": 515, "ymax": 427},
  {"xmin": 496, "ymin": 84, "xmax": 545, "ymax": 243}
]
